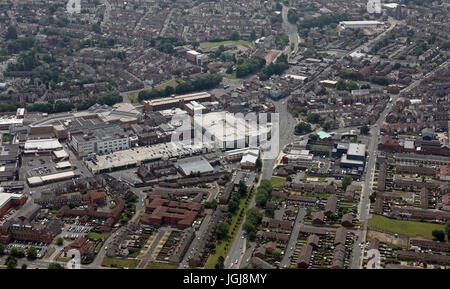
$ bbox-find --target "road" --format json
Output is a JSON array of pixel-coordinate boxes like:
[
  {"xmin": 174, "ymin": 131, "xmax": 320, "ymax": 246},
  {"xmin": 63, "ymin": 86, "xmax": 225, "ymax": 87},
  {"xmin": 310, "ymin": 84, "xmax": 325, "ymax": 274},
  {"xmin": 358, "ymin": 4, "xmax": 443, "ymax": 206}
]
[
  {"xmin": 224, "ymin": 98, "xmax": 297, "ymax": 269},
  {"xmin": 280, "ymin": 207, "xmax": 306, "ymax": 268},
  {"xmin": 281, "ymin": 4, "xmax": 300, "ymax": 60}
]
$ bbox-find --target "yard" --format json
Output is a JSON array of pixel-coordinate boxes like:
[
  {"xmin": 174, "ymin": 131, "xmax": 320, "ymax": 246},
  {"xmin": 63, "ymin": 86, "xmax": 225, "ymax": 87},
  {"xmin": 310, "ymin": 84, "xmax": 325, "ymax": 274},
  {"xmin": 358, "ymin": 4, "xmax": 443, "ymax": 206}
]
[
  {"xmin": 368, "ymin": 215, "xmax": 445, "ymax": 240},
  {"xmin": 270, "ymin": 176, "xmax": 286, "ymax": 188},
  {"xmin": 199, "ymin": 40, "xmax": 253, "ymax": 49},
  {"xmin": 101, "ymin": 257, "xmax": 140, "ymax": 269}
]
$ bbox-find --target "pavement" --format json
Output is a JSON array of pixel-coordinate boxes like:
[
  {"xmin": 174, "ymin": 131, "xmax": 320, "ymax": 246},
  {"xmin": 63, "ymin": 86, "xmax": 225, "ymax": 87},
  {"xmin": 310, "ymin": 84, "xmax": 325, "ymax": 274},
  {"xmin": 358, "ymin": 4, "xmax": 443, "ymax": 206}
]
[{"xmin": 281, "ymin": 4, "xmax": 300, "ymax": 60}]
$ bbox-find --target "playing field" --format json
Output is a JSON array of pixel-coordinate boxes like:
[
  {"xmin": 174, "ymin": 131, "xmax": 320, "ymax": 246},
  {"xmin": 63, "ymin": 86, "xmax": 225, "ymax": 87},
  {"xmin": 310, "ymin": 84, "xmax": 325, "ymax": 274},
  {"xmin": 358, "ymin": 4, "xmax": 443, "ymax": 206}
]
[
  {"xmin": 270, "ymin": 176, "xmax": 286, "ymax": 188},
  {"xmin": 199, "ymin": 40, "xmax": 253, "ymax": 49},
  {"xmin": 368, "ymin": 215, "xmax": 445, "ymax": 240}
]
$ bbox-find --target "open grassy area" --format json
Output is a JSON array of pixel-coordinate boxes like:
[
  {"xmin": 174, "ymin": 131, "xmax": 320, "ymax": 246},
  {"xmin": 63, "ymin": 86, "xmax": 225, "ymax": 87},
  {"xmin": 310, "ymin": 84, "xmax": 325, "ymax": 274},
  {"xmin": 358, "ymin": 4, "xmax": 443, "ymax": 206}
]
[
  {"xmin": 270, "ymin": 176, "xmax": 286, "ymax": 188},
  {"xmin": 86, "ymin": 232, "xmax": 110, "ymax": 241},
  {"xmin": 154, "ymin": 78, "xmax": 180, "ymax": 90},
  {"xmin": 310, "ymin": 144, "xmax": 332, "ymax": 152},
  {"xmin": 368, "ymin": 215, "xmax": 445, "ymax": 240},
  {"xmin": 224, "ymin": 72, "xmax": 237, "ymax": 79},
  {"xmin": 199, "ymin": 40, "xmax": 253, "ymax": 49},
  {"xmin": 101, "ymin": 257, "xmax": 140, "ymax": 269},
  {"xmin": 146, "ymin": 261, "xmax": 178, "ymax": 269}
]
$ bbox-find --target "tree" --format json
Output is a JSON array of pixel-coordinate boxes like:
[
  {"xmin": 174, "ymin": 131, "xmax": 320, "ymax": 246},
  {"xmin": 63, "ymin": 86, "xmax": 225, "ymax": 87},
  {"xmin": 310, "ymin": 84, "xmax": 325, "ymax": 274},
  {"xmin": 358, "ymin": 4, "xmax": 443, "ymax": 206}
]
[
  {"xmin": 238, "ymin": 181, "xmax": 248, "ymax": 197},
  {"xmin": 48, "ymin": 263, "xmax": 64, "ymax": 269},
  {"xmin": 9, "ymin": 247, "xmax": 25, "ymax": 258},
  {"xmin": 445, "ymin": 221, "xmax": 450, "ymax": 241},
  {"xmin": 215, "ymin": 256, "xmax": 225, "ymax": 269},
  {"xmin": 255, "ymin": 157, "xmax": 262, "ymax": 171},
  {"xmin": 360, "ymin": 125, "xmax": 370, "ymax": 135},
  {"xmin": 306, "ymin": 113, "xmax": 321, "ymax": 124},
  {"xmin": 164, "ymin": 85, "xmax": 175, "ymax": 96},
  {"xmin": 294, "ymin": 122, "xmax": 312, "ymax": 135},
  {"xmin": 432, "ymin": 230, "xmax": 446, "ymax": 242},
  {"xmin": 231, "ymin": 31, "xmax": 240, "ymax": 41},
  {"xmin": 5, "ymin": 256, "xmax": 17, "ymax": 269},
  {"xmin": 309, "ymin": 134, "xmax": 318, "ymax": 141},
  {"xmin": 27, "ymin": 246, "xmax": 38, "ymax": 260},
  {"xmin": 0, "ymin": 243, "xmax": 4, "ymax": 255},
  {"xmin": 216, "ymin": 222, "xmax": 230, "ymax": 240},
  {"xmin": 287, "ymin": 9, "xmax": 299, "ymax": 24},
  {"xmin": 341, "ymin": 176, "xmax": 352, "ymax": 191},
  {"xmin": 5, "ymin": 26, "xmax": 18, "ymax": 40}
]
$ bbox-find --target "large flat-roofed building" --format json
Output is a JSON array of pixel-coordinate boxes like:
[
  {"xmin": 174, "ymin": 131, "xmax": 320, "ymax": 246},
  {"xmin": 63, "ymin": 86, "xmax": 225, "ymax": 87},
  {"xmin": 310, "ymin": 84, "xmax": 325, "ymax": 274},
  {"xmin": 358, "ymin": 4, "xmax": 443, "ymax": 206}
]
[
  {"xmin": 140, "ymin": 195, "xmax": 201, "ymax": 229},
  {"xmin": 142, "ymin": 92, "xmax": 213, "ymax": 112},
  {"xmin": 70, "ymin": 124, "xmax": 131, "ymax": 156},
  {"xmin": 84, "ymin": 142, "xmax": 205, "ymax": 174},
  {"xmin": 0, "ymin": 193, "xmax": 27, "ymax": 216},
  {"xmin": 197, "ymin": 112, "xmax": 271, "ymax": 149},
  {"xmin": 176, "ymin": 156, "xmax": 214, "ymax": 176},
  {"xmin": 347, "ymin": 143, "xmax": 366, "ymax": 161},
  {"xmin": 339, "ymin": 21, "xmax": 384, "ymax": 29},
  {"xmin": 27, "ymin": 170, "xmax": 80, "ymax": 187},
  {"xmin": 340, "ymin": 143, "xmax": 366, "ymax": 170},
  {"xmin": 23, "ymin": 138, "xmax": 62, "ymax": 154}
]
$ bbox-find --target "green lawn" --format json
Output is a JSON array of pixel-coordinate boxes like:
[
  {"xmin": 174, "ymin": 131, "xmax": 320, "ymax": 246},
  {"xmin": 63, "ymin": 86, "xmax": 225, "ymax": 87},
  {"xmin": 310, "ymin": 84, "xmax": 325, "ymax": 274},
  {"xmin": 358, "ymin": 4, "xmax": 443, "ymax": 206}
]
[
  {"xmin": 154, "ymin": 78, "xmax": 180, "ymax": 90},
  {"xmin": 86, "ymin": 232, "xmax": 110, "ymax": 241},
  {"xmin": 310, "ymin": 144, "xmax": 332, "ymax": 152},
  {"xmin": 368, "ymin": 215, "xmax": 445, "ymax": 240},
  {"xmin": 199, "ymin": 40, "xmax": 253, "ymax": 49},
  {"xmin": 101, "ymin": 257, "xmax": 140, "ymax": 269},
  {"xmin": 270, "ymin": 176, "xmax": 286, "ymax": 188},
  {"xmin": 146, "ymin": 261, "xmax": 178, "ymax": 269}
]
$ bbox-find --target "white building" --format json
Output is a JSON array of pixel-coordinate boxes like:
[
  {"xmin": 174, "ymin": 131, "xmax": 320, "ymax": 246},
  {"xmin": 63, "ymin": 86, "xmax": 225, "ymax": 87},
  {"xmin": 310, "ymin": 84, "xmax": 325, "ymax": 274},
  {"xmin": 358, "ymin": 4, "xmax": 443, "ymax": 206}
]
[
  {"xmin": 196, "ymin": 112, "xmax": 271, "ymax": 149},
  {"xmin": 70, "ymin": 125, "xmax": 130, "ymax": 156},
  {"xmin": 339, "ymin": 21, "xmax": 384, "ymax": 29}
]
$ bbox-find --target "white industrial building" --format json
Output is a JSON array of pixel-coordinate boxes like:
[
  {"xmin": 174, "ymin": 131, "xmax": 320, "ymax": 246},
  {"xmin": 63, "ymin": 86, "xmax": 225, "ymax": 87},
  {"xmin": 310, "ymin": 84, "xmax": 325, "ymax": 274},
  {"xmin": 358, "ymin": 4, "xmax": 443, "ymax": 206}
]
[
  {"xmin": 196, "ymin": 112, "xmax": 272, "ymax": 149},
  {"xmin": 339, "ymin": 21, "xmax": 384, "ymax": 29}
]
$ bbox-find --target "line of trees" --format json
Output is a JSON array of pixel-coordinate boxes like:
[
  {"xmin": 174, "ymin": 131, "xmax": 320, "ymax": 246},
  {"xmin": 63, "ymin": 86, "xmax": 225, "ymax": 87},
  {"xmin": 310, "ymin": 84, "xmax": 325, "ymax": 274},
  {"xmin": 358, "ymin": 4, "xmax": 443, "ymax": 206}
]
[
  {"xmin": 255, "ymin": 179, "xmax": 273, "ymax": 208},
  {"xmin": 236, "ymin": 56, "xmax": 266, "ymax": 78},
  {"xmin": 258, "ymin": 53, "xmax": 289, "ymax": 81},
  {"xmin": 138, "ymin": 74, "xmax": 223, "ymax": 102},
  {"xmin": 27, "ymin": 92, "xmax": 121, "ymax": 113}
]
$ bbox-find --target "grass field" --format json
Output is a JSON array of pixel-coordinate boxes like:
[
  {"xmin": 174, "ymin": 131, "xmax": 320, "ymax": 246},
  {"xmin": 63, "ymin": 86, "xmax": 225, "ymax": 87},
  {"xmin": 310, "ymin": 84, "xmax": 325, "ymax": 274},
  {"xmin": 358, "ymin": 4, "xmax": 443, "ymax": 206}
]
[
  {"xmin": 86, "ymin": 232, "xmax": 110, "ymax": 241},
  {"xmin": 101, "ymin": 257, "xmax": 140, "ymax": 269},
  {"xmin": 310, "ymin": 144, "xmax": 332, "ymax": 152},
  {"xmin": 199, "ymin": 40, "xmax": 253, "ymax": 49},
  {"xmin": 368, "ymin": 215, "xmax": 445, "ymax": 240},
  {"xmin": 146, "ymin": 261, "xmax": 178, "ymax": 269},
  {"xmin": 154, "ymin": 78, "xmax": 180, "ymax": 90},
  {"xmin": 270, "ymin": 176, "xmax": 286, "ymax": 188}
]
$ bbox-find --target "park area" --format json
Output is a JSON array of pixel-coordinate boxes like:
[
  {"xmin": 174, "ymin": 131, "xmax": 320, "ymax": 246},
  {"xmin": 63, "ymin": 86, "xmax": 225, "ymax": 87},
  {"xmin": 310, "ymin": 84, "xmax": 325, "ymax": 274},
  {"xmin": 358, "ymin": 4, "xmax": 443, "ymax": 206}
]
[
  {"xmin": 199, "ymin": 40, "xmax": 253, "ymax": 49},
  {"xmin": 270, "ymin": 176, "xmax": 286, "ymax": 188},
  {"xmin": 368, "ymin": 215, "xmax": 445, "ymax": 240},
  {"xmin": 101, "ymin": 257, "xmax": 140, "ymax": 269}
]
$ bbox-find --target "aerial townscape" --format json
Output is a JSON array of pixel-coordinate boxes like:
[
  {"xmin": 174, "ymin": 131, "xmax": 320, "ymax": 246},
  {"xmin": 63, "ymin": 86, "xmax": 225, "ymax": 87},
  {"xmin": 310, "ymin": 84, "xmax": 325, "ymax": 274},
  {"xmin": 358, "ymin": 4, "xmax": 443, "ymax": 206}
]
[{"xmin": 0, "ymin": 0, "xmax": 449, "ymax": 272}]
